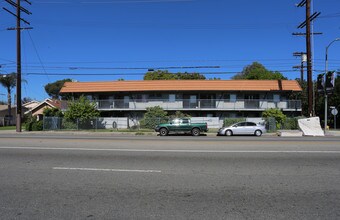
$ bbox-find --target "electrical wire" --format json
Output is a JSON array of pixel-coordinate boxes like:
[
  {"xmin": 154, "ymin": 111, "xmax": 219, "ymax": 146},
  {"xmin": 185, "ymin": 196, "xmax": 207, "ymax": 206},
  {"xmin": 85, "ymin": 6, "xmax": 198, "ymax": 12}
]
[
  {"xmin": 32, "ymin": 0, "xmax": 194, "ymax": 4},
  {"xmin": 24, "ymin": 69, "xmax": 308, "ymax": 76},
  {"xmin": 25, "ymin": 29, "xmax": 51, "ymax": 81}
]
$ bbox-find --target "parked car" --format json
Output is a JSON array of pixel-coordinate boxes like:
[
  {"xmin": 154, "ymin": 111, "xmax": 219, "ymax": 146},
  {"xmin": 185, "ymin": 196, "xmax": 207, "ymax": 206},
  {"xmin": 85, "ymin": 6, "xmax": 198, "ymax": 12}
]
[
  {"xmin": 217, "ymin": 121, "xmax": 266, "ymax": 136},
  {"xmin": 155, "ymin": 118, "xmax": 208, "ymax": 136}
]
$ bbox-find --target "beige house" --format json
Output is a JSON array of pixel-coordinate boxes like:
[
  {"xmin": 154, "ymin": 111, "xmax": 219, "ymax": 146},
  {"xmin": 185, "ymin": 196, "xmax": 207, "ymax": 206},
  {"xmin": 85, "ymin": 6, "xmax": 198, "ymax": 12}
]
[
  {"xmin": 25, "ymin": 99, "xmax": 62, "ymax": 120},
  {"xmin": 0, "ymin": 105, "xmax": 28, "ymax": 126},
  {"xmin": 23, "ymin": 100, "xmax": 40, "ymax": 111},
  {"xmin": 0, "ymin": 99, "xmax": 61, "ymax": 126}
]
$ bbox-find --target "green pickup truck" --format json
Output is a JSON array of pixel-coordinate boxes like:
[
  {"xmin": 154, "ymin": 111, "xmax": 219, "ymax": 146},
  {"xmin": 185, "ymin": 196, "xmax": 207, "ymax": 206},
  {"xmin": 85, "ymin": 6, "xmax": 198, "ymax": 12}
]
[{"xmin": 155, "ymin": 118, "xmax": 208, "ymax": 136}]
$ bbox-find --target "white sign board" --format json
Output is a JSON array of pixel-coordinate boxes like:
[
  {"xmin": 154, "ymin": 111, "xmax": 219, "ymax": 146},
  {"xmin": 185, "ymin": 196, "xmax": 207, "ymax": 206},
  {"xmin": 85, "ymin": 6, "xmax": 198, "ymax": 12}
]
[
  {"xmin": 331, "ymin": 109, "xmax": 338, "ymax": 116},
  {"xmin": 298, "ymin": 117, "xmax": 325, "ymax": 136}
]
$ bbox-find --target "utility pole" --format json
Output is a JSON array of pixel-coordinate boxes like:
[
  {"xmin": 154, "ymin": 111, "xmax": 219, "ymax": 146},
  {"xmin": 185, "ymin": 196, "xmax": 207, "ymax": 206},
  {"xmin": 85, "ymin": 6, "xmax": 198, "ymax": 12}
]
[
  {"xmin": 3, "ymin": 0, "xmax": 32, "ymax": 132},
  {"xmin": 295, "ymin": 0, "xmax": 321, "ymax": 117},
  {"xmin": 305, "ymin": 0, "xmax": 313, "ymax": 116},
  {"xmin": 293, "ymin": 52, "xmax": 307, "ymax": 81}
]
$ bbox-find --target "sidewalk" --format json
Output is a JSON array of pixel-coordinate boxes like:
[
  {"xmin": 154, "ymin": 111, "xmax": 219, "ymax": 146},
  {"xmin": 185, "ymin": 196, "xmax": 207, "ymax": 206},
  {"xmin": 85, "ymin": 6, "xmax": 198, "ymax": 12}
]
[
  {"xmin": 325, "ymin": 130, "xmax": 340, "ymax": 137},
  {"xmin": 1, "ymin": 129, "xmax": 340, "ymax": 137}
]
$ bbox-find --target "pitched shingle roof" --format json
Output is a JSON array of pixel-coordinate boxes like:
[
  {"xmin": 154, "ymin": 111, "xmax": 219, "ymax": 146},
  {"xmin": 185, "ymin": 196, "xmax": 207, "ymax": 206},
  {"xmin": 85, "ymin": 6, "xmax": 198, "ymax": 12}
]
[{"xmin": 60, "ymin": 80, "xmax": 302, "ymax": 93}]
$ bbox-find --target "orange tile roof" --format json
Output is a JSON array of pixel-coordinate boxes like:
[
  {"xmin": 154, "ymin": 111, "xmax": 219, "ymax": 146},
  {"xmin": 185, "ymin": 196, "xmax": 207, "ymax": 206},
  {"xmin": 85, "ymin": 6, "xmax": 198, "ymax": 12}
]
[{"xmin": 60, "ymin": 80, "xmax": 302, "ymax": 93}]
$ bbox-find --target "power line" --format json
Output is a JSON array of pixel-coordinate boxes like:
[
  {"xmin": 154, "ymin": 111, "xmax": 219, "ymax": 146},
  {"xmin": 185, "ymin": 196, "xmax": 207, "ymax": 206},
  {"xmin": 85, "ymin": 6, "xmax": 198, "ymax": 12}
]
[
  {"xmin": 3, "ymin": 65, "xmax": 221, "ymax": 70},
  {"xmin": 319, "ymin": 12, "xmax": 340, "ymax": 18},
  {"xmin": 33, "ymin": 0, "xmax": 194, "ymax": 4},
  {"xmin": 25, "ymin": 28, "xmax": 49, "ymax": 81},
  {"xmin": 24, "ymin": 69, "xmax": 305, "ymax": 76}
]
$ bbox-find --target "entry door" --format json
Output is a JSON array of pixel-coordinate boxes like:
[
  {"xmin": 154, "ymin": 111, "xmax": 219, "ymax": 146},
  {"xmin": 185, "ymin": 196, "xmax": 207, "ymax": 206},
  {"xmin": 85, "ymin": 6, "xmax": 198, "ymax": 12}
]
[{"xmin": 124, "ymin": 96, "xmax": 130, "ymax": 108}]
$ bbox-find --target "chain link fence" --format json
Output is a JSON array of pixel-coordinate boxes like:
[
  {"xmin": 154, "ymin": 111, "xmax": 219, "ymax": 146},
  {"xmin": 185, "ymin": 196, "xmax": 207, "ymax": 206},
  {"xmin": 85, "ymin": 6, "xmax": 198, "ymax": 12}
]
[
  {"xmin": 43, "ymin": 117, "xmax": 221, "ymax": 131},
  {"xmin": 0, "ymin": 116, "xmax": 14, "ymax": 126},
  {"xmin": 264, "ymin": 117, "xmax": 305, "ymax": 132},
  {"xmin": 222, "ymin": 117, "xmax": 304, "ymax": 133},
  {"xmin": 43, "ymin": 117, "xmax": 129, "ymax": 131},
  {"xmin": 43, "ymin": 116, "xmax": 304, "ymax": 132}
]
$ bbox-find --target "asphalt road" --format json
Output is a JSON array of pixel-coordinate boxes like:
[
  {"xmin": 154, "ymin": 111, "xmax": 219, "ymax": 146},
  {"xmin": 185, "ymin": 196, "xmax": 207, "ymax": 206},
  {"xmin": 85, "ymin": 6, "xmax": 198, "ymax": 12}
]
[{"xmin": 0, "ymin": 134, "xmax": 340, "ymax": 220}]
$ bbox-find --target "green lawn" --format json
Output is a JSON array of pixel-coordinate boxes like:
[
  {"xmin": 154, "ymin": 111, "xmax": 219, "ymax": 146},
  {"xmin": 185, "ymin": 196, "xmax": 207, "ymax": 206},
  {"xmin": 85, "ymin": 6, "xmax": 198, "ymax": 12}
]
[{"xmin": 0, "ymin": 126, "xmax": 16, "ymax": 131}]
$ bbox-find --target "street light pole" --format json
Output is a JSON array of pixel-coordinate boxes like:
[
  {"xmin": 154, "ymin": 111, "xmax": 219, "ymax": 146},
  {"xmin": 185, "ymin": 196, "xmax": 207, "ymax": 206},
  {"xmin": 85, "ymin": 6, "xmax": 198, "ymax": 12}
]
[{"xmin": 324, "ymin": 38, "xmax": 340, "ymax": 131}]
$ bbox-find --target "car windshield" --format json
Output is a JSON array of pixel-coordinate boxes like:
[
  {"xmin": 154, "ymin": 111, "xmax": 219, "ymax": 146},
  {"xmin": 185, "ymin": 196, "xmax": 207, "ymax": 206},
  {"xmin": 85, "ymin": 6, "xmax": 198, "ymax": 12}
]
[{"xmin": 171, "ymin": 119, "xmax": 180, "ymax": 124}]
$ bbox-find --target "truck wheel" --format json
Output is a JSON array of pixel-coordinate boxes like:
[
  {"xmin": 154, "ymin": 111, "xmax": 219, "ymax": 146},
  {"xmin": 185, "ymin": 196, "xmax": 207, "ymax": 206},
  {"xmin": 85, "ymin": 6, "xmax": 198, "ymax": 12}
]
[
  {"xmin": 159, "ymin": 128, "xmax": 168, "ymax": 136},
  {"xmin": 191, "ymin": 128, "xmax": 200, "ymax": 136}
]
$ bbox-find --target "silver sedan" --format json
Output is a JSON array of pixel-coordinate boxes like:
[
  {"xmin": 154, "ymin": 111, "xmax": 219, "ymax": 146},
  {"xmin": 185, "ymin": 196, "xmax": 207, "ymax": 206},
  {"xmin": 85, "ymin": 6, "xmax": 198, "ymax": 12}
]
[{"xmin": 218, "ymin": 122, "xmax": 266, "ymax": 136}]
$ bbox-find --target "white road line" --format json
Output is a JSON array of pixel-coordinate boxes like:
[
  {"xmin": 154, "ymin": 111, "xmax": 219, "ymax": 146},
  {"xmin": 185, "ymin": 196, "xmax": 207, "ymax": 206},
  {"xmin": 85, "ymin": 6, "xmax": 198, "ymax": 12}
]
[
  {"xmin": 1, "ymin": 146, "xmax": 340, "ymax": 154},
  {"xmin": 53, "ymin": 167, "xmax": 162, "ymax": 173}
]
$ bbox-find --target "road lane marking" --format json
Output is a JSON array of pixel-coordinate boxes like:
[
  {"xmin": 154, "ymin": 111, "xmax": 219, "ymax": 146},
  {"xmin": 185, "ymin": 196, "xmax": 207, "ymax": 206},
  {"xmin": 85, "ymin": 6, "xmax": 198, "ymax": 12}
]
[
  {"xmin": 53, "ymin": 167, "xmax": 162, "ymax": 173},
  {"xmin": 1, "ymin": 146, "xmax": 340, "ymax": 154}
]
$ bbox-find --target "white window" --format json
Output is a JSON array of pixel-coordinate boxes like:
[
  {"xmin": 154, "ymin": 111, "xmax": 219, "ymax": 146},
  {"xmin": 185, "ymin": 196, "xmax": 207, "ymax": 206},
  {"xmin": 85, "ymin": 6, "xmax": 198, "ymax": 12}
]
[
  {"xmin": 230, "ymin": 94, "xmax": 237, "ymax": 102},
  {"xmin": 169, "ymin": 94, "xmax": 176, "ymax": 102},
  {"xmin": 274, "ymin": 94, "xmax": 280, "ymax": 103},
  {"xmin": 190, "ymin": 95, "xmax": 197, "ymax": 103},
  {"xmin": 124, "ymin": 96, "xmax": 130, "ymax": 104}
]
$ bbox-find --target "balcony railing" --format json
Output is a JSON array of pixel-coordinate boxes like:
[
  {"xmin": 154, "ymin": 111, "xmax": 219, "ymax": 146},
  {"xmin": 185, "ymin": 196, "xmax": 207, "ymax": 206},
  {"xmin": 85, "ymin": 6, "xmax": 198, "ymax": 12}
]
[{"xmin": 72, "ymin": 99, "xmax": 301, "ymax": 111}]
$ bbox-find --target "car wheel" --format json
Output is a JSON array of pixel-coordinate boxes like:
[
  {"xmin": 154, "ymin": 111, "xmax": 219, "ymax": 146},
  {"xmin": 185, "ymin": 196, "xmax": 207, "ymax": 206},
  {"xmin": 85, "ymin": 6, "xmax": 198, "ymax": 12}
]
[
  {"xmin": 159, "ymin": 128, "xmax": 168, "ymax": 136},
  {"xmin": 254, "ymin": 130, "xmax": 262, "ymax": 137},
  {"xmin": 191, "ymin": 128, "xmax": 200, "ymax": 136},
  {"xmin": 225, "ymin": 130, "xmax": 233, "ymax": 136}
]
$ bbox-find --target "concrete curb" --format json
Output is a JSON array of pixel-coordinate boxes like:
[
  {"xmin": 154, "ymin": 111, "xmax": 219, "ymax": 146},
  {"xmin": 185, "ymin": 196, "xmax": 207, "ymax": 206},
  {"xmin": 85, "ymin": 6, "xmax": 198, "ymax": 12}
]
[
  {"xmin": 277, "ymin": 130, "xmax": 303, "ymax": 137},
  {"xmin": 1, "ymin": 130, "xmax": 339, "ymax": 137}
]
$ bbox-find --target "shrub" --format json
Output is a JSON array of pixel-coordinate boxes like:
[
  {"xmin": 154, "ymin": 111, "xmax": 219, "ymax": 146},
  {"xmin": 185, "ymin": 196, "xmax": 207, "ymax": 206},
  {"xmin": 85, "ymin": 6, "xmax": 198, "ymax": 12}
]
[
  {"xmin": 62, "ymin": 119, "xmax": 78, "ymax": 130},
  {"xmin": 32, "ymin": 120, "xmax": 43, "ymax": 131},
  {"xmin": 282, "ymin": 116, "xmax": 305, "ymax": 130},
  {"xmin": 43, "ymin": 107, "xmax": 63, "ymax": 117},
  {"xmin": 24, "ymin": 116, "xmax": 43, "ymax": 131},
  {"xmin": 64, "ymin": 95, "xmax": 100, "ymax": 121},
  {"xmin": 223, "ymin": 118, "xmax": 245, "ymax": 127},
  {"xmin": 169, "ymin": 111, "xmax": 191, "ymax": 119},
  {"xmin": 262, "ymin": 109, "xmax": 286, "ymax": 129},
  {"xmin": 140, "ymin": 106, "xmax": 169, "ymax": 129}
]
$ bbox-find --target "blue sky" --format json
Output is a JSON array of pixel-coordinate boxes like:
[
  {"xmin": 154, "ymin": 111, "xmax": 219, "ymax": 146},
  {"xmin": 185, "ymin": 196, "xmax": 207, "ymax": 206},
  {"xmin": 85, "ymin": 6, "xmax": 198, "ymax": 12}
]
[{"xmin": 0, "ymin": 0, "xmax": 340, "ymax": 101}]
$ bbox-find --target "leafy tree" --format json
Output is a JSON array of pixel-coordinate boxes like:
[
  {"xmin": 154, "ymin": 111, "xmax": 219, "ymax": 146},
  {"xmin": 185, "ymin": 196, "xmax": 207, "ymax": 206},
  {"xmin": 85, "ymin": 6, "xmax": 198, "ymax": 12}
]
[
  {"xmin": 0, "ymin": 73, "xmax": 17, "ymax": 120},
  {"xmin": 64, "ymin": 95, "xmax": 100, "ymax": 121},
  {"xmin": 144, "ymin": 70, "xmax": 173, "ymax": 80},
  {"xmin": 169, "ymin": 111, "xmax": 191, "ymax": 119},
  {"xmin": 314, "ymin": 77, "xmax": 340, "ymax": 128},
  {"xmin": 326, "ymin": 77, "xmax": 340, "ymax": 128},
  {"xmin": 262, "ymin": 108, "xmax": 286, "ymax": 129},
  {"xmin": 43, "ymin": 107, "xmax": 64, "ymax": 117},
  {"xmin": 140, "ymin": 106, "xmax": 168, "ymax": 129},
  {"xmin": 176, "ymin": 72, "xmax": 206, "ymax": 80},
  {"xmin": 233, "ymin": 62, "xmax": 287, "ymax": 80},
  {"xmin": 293, "ymin": 79, "xmax": 308, "ymax": 117},
  {"xmin": 22, "ymin": 97, "xmax": 33, "ymax": 104},
  {"xmin": 144, "ymin": 70, "xmax": 206, "ymax": 80},
  {"xmin": 295, "ymin": 76, "xmax": 339, "ymax": 127},
  {"xmin": 44, "ymin": 79, "xmax": 72, "ymax": 99}
]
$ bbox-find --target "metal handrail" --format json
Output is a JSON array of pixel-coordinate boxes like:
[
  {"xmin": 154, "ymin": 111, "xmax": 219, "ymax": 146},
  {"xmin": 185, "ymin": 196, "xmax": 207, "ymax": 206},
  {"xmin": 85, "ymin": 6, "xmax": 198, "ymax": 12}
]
[{"xmin": 76, "ymin": 99, "xmax": 302, "ymax": 110}]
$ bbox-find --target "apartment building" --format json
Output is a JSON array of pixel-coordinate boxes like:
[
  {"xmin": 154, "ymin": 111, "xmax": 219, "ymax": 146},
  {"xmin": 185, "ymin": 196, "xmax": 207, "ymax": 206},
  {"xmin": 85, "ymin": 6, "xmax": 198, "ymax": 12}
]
[{"xmin": 59, "ymin": 80, "xmax": 302, "ymax": 119}]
